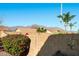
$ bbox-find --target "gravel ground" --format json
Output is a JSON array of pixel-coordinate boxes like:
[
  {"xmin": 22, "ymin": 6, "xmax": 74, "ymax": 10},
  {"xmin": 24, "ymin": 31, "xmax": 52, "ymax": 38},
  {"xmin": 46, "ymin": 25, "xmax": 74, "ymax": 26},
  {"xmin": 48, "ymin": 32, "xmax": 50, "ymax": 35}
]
[{"xmin": 0, "ymin": 51, "xmax": 11, "ymax": 56}]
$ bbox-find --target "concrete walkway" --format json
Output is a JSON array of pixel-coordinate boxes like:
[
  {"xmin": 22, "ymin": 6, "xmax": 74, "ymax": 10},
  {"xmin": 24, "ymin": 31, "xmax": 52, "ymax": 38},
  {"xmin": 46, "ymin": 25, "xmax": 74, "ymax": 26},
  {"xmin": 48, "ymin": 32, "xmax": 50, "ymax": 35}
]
[{"xmin": 27, "ymin": 33, "xmax": 51, "ymax": 56}]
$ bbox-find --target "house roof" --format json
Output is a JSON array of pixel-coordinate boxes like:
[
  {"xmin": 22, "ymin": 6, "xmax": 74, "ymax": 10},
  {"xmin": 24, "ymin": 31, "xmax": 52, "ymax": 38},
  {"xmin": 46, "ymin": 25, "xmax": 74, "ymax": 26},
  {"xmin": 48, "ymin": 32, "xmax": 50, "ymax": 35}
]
[{"xmin": 16, "ymin": 28, "xmax": 37, "ymax": 34}]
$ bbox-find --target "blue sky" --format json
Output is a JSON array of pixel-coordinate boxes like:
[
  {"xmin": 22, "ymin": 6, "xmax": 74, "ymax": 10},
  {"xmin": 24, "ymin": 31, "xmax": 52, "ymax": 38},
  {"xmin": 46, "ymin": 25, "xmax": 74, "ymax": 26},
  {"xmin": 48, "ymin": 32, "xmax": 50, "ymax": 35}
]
[
  {"xmin": 0, "ymin": 3, "xmax": 60, "ymax": 27},
  {"xmin": 0, "ymin": 3, "xmax": 78, "ymax": 31}
]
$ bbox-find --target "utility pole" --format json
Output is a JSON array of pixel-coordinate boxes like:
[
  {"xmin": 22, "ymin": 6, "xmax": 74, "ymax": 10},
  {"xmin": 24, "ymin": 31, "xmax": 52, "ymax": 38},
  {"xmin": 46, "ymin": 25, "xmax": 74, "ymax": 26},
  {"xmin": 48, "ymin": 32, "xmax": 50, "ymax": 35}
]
[{"xmin": 60, "ymin": 3, "xmax": 63, "ymax": 15}]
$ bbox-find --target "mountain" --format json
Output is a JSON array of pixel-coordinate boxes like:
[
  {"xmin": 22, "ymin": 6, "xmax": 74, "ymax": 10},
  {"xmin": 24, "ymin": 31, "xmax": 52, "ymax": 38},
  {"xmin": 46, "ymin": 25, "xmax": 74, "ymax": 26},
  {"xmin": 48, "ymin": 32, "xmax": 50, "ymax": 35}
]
[
  {"xmin": 0, "ymin": 24, "xmax": 65, "ymax": 32},
  {"xmin": 31, "ymin": 24, "xmax": 46, "ymax": 29}
]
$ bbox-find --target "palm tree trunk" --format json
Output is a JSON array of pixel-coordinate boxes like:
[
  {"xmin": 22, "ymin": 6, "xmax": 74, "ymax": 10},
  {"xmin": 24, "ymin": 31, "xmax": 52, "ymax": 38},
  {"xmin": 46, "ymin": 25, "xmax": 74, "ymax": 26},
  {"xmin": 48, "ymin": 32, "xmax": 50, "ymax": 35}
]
[{"xmin": 64, "ymin": 24, "xmax": 67, "ymax": 34}]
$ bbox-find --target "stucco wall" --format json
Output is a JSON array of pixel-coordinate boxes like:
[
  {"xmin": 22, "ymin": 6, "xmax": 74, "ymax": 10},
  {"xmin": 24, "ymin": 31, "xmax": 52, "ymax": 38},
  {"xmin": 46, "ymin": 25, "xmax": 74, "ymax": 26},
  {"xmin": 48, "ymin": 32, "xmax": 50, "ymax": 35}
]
[{"xmin": 37, "ymin": 34, "xmax": 79, "ymax": 56}]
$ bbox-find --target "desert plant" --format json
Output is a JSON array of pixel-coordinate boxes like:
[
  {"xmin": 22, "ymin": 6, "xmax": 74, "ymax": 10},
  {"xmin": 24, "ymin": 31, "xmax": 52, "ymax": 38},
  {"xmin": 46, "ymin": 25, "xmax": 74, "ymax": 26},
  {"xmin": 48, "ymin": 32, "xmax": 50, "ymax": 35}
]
[
  {"xmin": 58, "ymin": 12, "xmax": 76, "ymax": 32},
  {"xmin": 37, "ymin": 27, "xmax": 47, "ymax": 33},
  {"xmin": 1, "ymin": 34, "xmax": 31, "ymax": 56}
]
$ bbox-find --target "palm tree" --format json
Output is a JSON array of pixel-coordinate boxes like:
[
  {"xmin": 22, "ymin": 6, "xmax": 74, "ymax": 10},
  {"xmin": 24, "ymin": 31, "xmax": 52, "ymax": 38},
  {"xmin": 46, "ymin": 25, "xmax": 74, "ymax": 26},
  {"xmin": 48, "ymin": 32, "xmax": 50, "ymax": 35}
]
[
  {"xmin": 69, "ymin": 22, "xmax": 76, "ymax": 32},
  {"xmin": 58, "ymin": 12, "xmax": 76, "ymax": 32}
]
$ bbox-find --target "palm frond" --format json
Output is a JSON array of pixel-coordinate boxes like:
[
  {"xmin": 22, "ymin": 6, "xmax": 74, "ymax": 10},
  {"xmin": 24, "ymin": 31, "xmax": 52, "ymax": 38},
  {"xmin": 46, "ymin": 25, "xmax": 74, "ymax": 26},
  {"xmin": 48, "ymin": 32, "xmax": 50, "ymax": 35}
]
[
  {"xmin": 73, "ymin": 22, "xmax": 77, "ymax": 24},
  {"xmin": 69, "ymin": 15, "xmax": 76, "ymax": 20},
  {"xmin": 57, "ymin": 15, "xmax": 62, "ymax": 18},
  {"xmin": 57, "ymin": 15, "xmax": 64, "ymax": 21}
]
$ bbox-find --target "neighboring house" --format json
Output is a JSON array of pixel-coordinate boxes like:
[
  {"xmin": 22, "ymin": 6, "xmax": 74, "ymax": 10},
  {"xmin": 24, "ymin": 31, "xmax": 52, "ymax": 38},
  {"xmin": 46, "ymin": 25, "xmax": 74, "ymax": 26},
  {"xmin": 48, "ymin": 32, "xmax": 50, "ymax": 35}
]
[
  {"xmin": 16, "ymin": 28, "xmax": 21, "ymax": 32},
  {"xmin": 0, "ymin": 26, "xmax": 8, "ymax": 38},
  {"xmin": 16, "ymin": 28, "xmax": 36, "ymax": 35},
  {"xmin": 5, "ymin": 28, "xmax": 19, "ymax": 35},
  {"xmin": 48, "ymin": 28, "xmax": 65, "ymax": 34},
  {"xmin": 46, "ymin": 30, "xmax": 52, "ymax": 34},
  {"xmin": 7, "ymin": 28, "xmax": 16, "ymax": 32}
]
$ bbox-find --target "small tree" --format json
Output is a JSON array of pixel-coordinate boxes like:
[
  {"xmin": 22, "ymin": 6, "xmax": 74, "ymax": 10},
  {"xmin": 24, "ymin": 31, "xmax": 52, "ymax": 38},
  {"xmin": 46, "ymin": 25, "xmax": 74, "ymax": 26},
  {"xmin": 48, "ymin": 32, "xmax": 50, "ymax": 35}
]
[{"xmin": 69, "ymin": 22, "xmax": 76, "ymax": 32}]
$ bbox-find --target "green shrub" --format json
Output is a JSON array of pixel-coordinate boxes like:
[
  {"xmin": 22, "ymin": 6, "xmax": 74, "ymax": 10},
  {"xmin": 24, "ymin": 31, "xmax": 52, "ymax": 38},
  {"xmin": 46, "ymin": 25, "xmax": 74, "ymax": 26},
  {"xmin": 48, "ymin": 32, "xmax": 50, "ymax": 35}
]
[
  {"xmin": 1, "ymin": 34, "xmax": 31, "ymax": 56},
  {"xmin": 37, "ymin": 27, "xmax": 47, "ymax": 33},
  {"xmin": 67, "ymin": 39, "xmax": 76, "ymax": 50}
]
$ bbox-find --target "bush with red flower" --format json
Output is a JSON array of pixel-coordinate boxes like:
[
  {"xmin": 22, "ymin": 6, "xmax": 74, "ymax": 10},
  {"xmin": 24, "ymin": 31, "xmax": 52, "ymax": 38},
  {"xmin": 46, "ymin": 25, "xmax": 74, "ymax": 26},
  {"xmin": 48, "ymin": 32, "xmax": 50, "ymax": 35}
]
[
  {"xmin": 1, "ymin": 34, "xmax": 31, "ymax": 56},
  {"xmin": 25, "ymin": 33, "xmax": 29, "ymax": 36}
]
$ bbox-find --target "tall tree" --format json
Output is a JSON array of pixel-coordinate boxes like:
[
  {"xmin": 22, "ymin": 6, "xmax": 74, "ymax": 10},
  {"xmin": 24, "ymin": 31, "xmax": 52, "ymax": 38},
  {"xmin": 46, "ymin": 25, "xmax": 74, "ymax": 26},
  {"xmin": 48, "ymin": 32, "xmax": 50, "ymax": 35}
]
[{"xmin": 58, "ymin": 12, "xmax": 76, "ymax": 32}]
